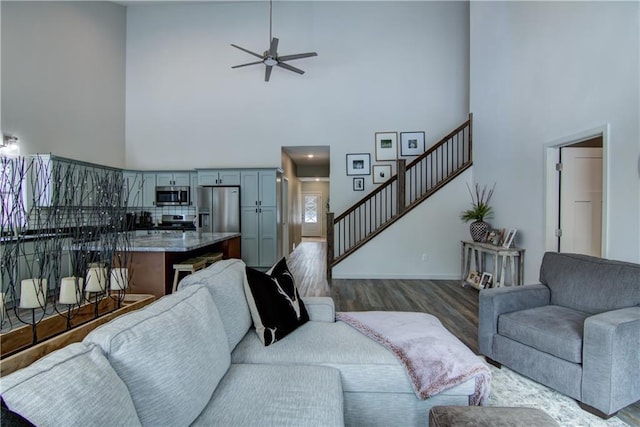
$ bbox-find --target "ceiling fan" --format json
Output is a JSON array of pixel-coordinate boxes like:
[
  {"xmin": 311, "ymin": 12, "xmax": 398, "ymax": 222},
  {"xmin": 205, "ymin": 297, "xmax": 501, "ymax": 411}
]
[{"xmin": 231, "ymin": 0, "xmax": 318, "ymax": 82}]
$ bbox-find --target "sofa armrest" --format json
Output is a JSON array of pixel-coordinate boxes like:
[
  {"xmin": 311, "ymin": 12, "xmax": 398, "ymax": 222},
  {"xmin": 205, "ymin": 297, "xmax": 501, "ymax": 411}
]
[
  {"xmin": 478, "ymin": 284, "xmax": 550, "ymax": 357},
  {"xmin": 302, "ymin": 297, "xmax": 335, "ymax": 322},
  {"xmin": 581, "ymin": 306, "xmax": 640, "ymax": 415}
]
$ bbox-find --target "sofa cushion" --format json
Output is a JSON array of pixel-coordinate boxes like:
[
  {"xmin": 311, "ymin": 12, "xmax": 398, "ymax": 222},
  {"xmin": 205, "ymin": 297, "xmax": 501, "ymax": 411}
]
[
  {"xmin": 177, "ymin": 258, "xmax": 252, "ymax": 351},
  {"xmin": 192, "ymin": 363, "xmax": 344, "ymax": 427},
  {"xmin": 0, "ymin": 343, "xmax": 141, "ymax": 427},
  {"xmin": 232, "ymin": 320, "xmax": 474, "ymax": 396},
  {"xmin": 539, "ymin": 252, "xmax": 640, "ymax": 314},
  {"xmin": 498, "ymin": 305, "xmax": 588, "ymax": 363},
  {"xmin": 244, "ymin": 258, "xmax": 309, "ymax": 346},
  {"xmin": 84, "ymin": 285, "xmax": 230, "ymax": 427}
]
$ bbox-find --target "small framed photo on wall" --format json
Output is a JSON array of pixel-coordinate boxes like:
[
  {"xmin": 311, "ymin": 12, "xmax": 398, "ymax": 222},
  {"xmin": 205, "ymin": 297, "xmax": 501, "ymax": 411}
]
[
  {"xmin": 353, "ymin": 177, "xmax": 365, "ymax": 191},
  {"xmin": 346, "ymin": 153, "xmax": 371, "ymax": 176},
  {"xmin": 502, "ymin": 228, "xmax": 517, "ymax": 248},
  {"xmin": 372, "ymin": 164, "xmax": 392, "ymax": 184},
  {"xmin": 400, "ymin": 131, "xmax": 425, "ymax": 156},
  {"xmin": 375, "ymin": 132, "xmax": 398, "ymax": 161}
]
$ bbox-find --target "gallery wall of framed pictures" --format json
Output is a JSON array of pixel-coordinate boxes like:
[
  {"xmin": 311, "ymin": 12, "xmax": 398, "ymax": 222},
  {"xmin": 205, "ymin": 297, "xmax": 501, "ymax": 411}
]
[{"xmin": 346, "ymin": 130, "xmax": 427, "ymax": 191}]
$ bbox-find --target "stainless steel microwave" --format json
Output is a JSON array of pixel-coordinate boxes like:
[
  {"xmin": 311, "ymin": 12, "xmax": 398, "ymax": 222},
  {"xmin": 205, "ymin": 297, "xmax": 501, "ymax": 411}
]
[{"xmin": 155, "ymin": 186, "xmax": 190, "ymax": 206}]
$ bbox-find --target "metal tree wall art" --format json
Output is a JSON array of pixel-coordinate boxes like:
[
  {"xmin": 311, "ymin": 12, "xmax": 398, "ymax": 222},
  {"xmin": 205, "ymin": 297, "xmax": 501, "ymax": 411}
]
[{"xmin": 0, "ymin": 154, "xmax": 132, "ymax": 351}]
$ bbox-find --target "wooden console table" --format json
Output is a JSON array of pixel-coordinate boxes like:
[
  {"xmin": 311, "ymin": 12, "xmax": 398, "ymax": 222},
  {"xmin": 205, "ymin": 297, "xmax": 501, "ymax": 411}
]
[{"xmin": 460, "ymin": 240, "xmax": 525, "ymax": 289}]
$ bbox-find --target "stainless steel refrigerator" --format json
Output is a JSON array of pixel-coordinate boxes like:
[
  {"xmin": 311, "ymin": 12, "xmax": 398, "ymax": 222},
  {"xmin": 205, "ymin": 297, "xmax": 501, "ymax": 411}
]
[{"xmin": 196, "ymin": 186, "xmax": 240, "ymax": 233}]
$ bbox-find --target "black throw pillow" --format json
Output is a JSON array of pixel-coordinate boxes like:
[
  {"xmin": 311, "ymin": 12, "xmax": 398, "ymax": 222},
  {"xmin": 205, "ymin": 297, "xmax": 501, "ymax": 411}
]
[
  {"xmin": 1, "ymin": 397, "xmax": 35, "ymax": 427},
  {"xmin": 244, "ymin": 258, "xmax": 309, "ymax": 346}
]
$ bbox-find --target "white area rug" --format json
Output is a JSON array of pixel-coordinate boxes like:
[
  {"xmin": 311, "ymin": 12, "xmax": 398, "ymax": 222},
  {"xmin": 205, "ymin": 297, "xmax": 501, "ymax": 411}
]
[{"xmin": 483, "ymin": 358, "xmax": 631, "ymax": 426}]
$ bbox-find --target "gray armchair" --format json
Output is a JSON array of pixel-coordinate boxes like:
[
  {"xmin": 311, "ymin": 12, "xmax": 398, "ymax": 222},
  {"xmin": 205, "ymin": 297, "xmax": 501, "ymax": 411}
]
[{"xmin": 478, "ymin": 252, "xmax": 640, "ymax": 418}]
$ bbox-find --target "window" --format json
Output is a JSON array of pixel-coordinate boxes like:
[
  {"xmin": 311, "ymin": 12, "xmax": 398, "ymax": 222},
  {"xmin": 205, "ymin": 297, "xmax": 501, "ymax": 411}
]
[
  {"xmin": 304, "ymin": 194, "xmax": 319, "ymax": 224},
  {"xmin": 1, "ymin": 156, "xmax": 27, "ymax": 233}
]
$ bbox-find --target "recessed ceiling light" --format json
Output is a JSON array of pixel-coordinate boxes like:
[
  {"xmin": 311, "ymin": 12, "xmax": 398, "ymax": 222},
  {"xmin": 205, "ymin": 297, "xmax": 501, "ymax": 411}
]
[{"xmin": 307, "ymin": 154, "xmax": 314, "ymax": 158}]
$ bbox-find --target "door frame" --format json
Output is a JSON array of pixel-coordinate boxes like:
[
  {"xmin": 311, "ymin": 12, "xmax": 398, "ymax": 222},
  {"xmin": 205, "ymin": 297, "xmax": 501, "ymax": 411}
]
[{"xmin": 543, "ymin": 124, "xmax": 609, "ymax": 257}]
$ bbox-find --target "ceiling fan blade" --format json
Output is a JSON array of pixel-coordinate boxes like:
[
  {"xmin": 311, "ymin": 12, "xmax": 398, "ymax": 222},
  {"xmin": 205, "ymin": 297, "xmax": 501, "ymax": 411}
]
[
  {"xmin": 269, "ymin": 38, "xmax": 279, "ymax": 58},
  {"xmin": 231, "ymin": 44, "xmax": 264, "ymax": 59},
  {"xmin": 265, "ymin": 65, "xmax": 273, "ymax": 82},
  {"xmin": 231, "ymin": 60, "xmax": 264, "ymax": 69},
  {"xmin": 277, "ymin": 62, "xmax": 304, "ymax": 75},
  {"xmin": 278, "ymin": 52, "xmax": 318, "ymax": 62}
]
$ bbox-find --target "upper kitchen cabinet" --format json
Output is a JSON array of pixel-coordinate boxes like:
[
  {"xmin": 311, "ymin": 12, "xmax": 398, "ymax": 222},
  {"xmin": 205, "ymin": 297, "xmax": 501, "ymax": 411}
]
[
  {"xmin": 123, "ymin": 171, "xmax": 156, "ymax": 208},
  {"xmin": 197, "ymin": 169, "xmax": 241, "ymax": 186},
  {"xmin": 155, "ymin": 172, "xmax": 190, "ymax": 187},
  {"xmin": 240, "ymin": 170, "xmax": 277, "ymax": 207}
]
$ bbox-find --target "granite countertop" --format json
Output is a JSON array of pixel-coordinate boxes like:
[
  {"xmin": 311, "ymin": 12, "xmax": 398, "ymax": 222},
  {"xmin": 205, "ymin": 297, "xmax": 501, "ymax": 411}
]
[
  {"xmin": 127, "ymin": 231, "xmax": 240, "ymax": 252},
  {"xmin": 63, "ymin": 231, "xmax": 241, "ymax": 253}
]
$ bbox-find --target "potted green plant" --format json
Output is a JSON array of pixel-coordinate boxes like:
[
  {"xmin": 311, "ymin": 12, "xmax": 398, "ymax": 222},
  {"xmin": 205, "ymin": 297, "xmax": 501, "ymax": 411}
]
[{"xmin": 460, "ymin": 182, "xmax": 495, "ymax": 242}]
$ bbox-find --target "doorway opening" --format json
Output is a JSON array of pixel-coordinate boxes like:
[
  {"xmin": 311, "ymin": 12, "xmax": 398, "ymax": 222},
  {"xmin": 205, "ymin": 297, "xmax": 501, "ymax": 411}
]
[
  {"xmin": 281, "ymin": 145, "xmax": 330, "ymax": 256},
  {"xmin": 544, "ymin": 126, "xmax": 608, "ymax": 257}
]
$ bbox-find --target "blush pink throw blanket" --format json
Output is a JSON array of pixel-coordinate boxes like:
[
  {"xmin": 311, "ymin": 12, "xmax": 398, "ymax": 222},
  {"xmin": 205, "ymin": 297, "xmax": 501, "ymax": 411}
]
[{"xmin": 336, "ymin": 311, "xmax": 491, "ymax": 405}]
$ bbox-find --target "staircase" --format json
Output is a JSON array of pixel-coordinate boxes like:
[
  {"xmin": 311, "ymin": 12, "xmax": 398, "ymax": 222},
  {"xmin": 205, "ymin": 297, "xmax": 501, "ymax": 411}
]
[{"xmin": 326, "ymin": 114, "xmax": 473, "ymax": 280}]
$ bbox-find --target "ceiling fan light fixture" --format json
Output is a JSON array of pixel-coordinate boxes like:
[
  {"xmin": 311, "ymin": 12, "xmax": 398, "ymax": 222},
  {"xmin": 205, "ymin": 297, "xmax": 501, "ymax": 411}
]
[{"xmin": 230, "ymin": 0, "xmax": 317, "ymax": 82}]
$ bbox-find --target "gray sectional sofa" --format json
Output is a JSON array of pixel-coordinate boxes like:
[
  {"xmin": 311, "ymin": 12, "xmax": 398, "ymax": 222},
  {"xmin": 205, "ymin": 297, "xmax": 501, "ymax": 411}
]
[
  {"xmin": 479, "ymin": 252, "xmax": 640, "ymax": 418},
  {"xmin": 1, "ymin": 259, "xmax": 478, "ymax": 427}
]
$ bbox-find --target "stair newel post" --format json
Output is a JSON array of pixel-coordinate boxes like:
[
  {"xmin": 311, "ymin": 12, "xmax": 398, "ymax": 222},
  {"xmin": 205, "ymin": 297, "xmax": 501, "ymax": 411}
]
[
  {"xmin": 468, "ymin": 112, "xmax": 473, "ymax": 163},
  {"xmin": 396, "ymin": 159, "xmax": 406, "ymax": 215},
  {"xmin": 326, "ymin": 212, "xmax": 334, "ymax": 282}
]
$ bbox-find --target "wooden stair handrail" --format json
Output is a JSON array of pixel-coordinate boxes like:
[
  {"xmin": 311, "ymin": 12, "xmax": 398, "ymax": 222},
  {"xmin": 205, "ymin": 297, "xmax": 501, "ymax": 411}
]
[{"xmin": 327, "ymin": 114, "xmax": 473, "ymax": 277}]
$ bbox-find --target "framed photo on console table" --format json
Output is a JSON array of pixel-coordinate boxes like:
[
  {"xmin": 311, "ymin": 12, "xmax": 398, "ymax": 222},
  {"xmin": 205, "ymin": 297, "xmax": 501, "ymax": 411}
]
[
  {"xmin": 479, "ymin": 272, "xmax": 493, "ymax": 289},
  {"xmin": 375, "ymin": 132, "xmax": 398, "ymax": 161},
  {"xmin": 346, "ymin": 153, "xmax": 371, "ymax": 176},
  {"xmin": 400, "ymin": 131, "xmax": 425, "ymax": 156},
  {"xmin": 502, "ymin": 228, "xmax": 517, "ymax": 248}
]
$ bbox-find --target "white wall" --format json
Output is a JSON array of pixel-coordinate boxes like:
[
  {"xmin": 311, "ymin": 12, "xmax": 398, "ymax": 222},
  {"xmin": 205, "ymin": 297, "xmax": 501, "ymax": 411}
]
[
  {"xmin": 1, "ymin": 2, "xmax": 127, "ymax": 167},
  {"xmin": 126, "ymin": 1, "xmax": 470, "ymax": 278},
  {"xmin": 334, "ymin": 169, "xmax": 473, "ymax": 279},
  {"xmin": 470, "ymin": 1, "xmax": 640, "ymax": 282}
]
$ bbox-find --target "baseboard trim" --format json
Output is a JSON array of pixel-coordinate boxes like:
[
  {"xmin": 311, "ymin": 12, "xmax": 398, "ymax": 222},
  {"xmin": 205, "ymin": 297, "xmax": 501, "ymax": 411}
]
[{"xmin": 331, "ymin": 273, "xmax": 460, "ymax": 280}]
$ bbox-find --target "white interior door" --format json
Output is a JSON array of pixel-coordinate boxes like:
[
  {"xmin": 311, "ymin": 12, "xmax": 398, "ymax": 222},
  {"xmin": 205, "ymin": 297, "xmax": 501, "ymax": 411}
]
[
  {"xmin": 302, "ymin": 192, "xmax": 322, "ymax": 237},
  {"xmin": 560, "ymin": 147, "xmax": 603, "ymax": 256}
]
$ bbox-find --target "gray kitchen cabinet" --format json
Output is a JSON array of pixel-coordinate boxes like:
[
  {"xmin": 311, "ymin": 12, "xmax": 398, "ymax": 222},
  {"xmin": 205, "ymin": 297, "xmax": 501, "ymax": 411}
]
[
  {"xmin": 142, "ymin": 173, "xmax": 157, "ymax": 207},
  {"xmin": 156, "ymin": 172, "xmax": 190, "ymax": 187},
  {"xmin": 197, "ymin": 170, "xmax": 240, "ymax": 186},
  {"xmin": 240, "ymin": 205, "xmax": 277, "ymax": 268},
  {"xmin": 240, "ymin": 169, "xmax": 280, "ymax": 268},
  {"xmin": 123, "ymin": 171, "xmax": 142, "ymax": 208},
  {"xmin": 123, "ymin": 172, "xmax": 156, "ymax": 208},
  {"xmin": 190, "ymin": 173, "xmax": 198, "ymax": 206},
  {"xmin": 240, "ymin": 170, "xmax": 276, "ymax": 207}
]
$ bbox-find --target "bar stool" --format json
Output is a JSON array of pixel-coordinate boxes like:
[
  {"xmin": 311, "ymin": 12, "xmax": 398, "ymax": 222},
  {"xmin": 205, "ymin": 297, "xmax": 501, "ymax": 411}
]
[
  {"xmin": 172, "ymin": 258, "xmax": 207, "ymax": 293},
  {"xmin": 199, "ymin": 252, "xmax": 224, "ymax": 266}
]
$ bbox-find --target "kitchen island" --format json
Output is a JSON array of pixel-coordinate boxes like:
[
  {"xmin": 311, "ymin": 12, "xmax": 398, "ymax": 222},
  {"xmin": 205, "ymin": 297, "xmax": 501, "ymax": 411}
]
[{"xmin": 123, "ymin": 231, "xmax": 240, "ymax": 298}]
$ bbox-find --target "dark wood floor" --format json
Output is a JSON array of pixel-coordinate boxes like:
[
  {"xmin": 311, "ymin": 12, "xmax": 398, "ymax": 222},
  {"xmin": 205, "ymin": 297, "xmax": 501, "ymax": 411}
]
[{"xmin": 287, "ymin": 239, "xmax": 639, "ymax": 425}]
